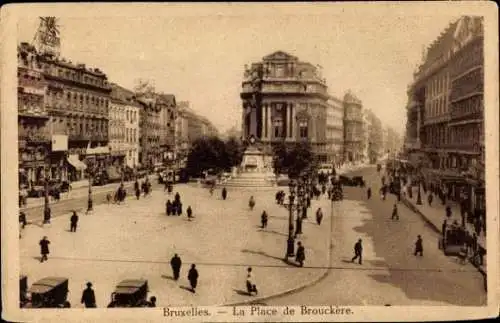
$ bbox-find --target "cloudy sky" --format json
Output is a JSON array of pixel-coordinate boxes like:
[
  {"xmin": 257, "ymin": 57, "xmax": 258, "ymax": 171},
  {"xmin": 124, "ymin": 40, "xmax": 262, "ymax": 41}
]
[{"xmin": 15, "ymin": 4, "xmax": 468, "ymax": 134}]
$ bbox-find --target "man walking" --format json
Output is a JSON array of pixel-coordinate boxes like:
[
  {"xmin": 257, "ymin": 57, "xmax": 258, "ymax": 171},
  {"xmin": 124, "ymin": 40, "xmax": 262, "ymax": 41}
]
[
  {"xmin": 246, "ymin": 267, "xmax": 258, "ymax": 296},
  {"xmin": 70, "ymin": 211, "xmax": 79, "ymax": 232},
  {"xmin": 351, "ymin": 238, "xmax": 363, "ymax": 264},
  {"xmin": 39, "ymin": 236, "xmax": 50, "ymax": 262},
  {"xmin": 295, "ymin": 241, "xmax": 305, "ymax": 267},
  {"xmin": 187, "ymin": 206, "xmax": 193, "ymax": 220},
  {"xmin": 414, "ymin": 235, "xmax": 423, "ymax": 256},
  {"xmin": 261, "ymin": 211, "xmax": 268, "ymax": 229},
  {"xmin": 391, "ymin": 204, "xmax": 399, "ymax": 221},
  {"xmin": 366, "ymin": 187, "xmax": 372, "ymax": 200},
  {"xmin": 316, "ymin": 207, "xmax": 323, "ymax": 225},
  {"xmin": 188, "ymin": 264, "xmax": 199, "ymax": 293},
  {"xmin": 222, "ymin": 187, "xmax": 227, "ymax": 200},
  {"xmin": 81, "ymin": 282, "xmax": 96, "ymax": 308},
  {"xmin": 170, "ymin": 254, "xmax": 182, "ymax": 280}
]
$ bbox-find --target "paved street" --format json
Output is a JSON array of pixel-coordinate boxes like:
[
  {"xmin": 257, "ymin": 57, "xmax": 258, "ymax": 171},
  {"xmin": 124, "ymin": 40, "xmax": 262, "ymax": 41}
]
[
  {"xmin": 266, "ymin": 166, "xmax": 487, "ymax": 306},
  {"xmin": 20, "ymin": 181, "xmax": 332, "ymax": 307}
]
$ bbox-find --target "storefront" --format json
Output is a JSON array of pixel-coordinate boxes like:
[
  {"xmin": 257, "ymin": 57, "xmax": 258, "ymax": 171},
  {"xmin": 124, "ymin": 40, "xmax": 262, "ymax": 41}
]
[
  {"xmin": 85, "ymin": 146, "xmax": 111, "ymax": 176},
  {"xmin": 66, "ymin": 154, "xmax": 87, "ymax": 182},
  {"xmin": 18, "ymin": 142, "xmax": 49, "ymax": 188}
]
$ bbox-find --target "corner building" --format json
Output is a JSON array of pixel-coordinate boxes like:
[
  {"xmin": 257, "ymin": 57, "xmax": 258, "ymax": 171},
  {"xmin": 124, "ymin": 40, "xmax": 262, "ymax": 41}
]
[
  {"xmin": 240, "ymin": 51, "xmax": 329, "ymax": 162},
  {"xmin": 405, "ymin": 16, "xmax": 484, "ymax": 216},
  {"xmin": 17, "ymin": 43, "xmax": 50, "ymax": 188}
]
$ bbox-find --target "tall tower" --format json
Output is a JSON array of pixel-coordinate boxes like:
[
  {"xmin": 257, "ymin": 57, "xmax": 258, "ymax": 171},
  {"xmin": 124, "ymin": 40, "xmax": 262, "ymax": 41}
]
[{"xmin": 33, "ymin": 17, "xmax": 61, "ymax": 57}]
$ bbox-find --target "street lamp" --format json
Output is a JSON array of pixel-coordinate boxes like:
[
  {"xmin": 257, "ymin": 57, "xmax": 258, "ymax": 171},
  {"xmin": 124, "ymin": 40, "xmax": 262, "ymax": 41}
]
[
  {"xmin": 87, "ymin": 160, "xmax": 94, "ymax": 214},
  {"xmin": 416, "ymin": 177, "xmax": 423, "ymax": 205},
  {"xmin": 43, "ymin": 166, "xmax": 50, "ymax": 224},
  {"xmin": 295, "ymin": 184, "xmax": 304, "ymax": 236},
  {"xmin": 285, "ymin": 181, "xmax": 296, "ymax": 259}
]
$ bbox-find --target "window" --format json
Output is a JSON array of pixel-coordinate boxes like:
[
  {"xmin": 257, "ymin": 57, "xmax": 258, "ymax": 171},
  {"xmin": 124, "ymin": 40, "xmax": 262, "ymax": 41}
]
[
  {"xmin": 273, "ymin": 118, "xmax": 283, "ymax": 138},
  {"xmin": 299, "ymin": 120, "xmax": 308, "ymax": 138}
]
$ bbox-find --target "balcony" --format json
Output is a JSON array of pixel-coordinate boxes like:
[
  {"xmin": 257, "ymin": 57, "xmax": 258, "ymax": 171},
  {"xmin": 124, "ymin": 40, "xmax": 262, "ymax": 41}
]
[
  {"xmin": 18, "ymin": 132, "xmax": 50, "ymax": 143},
  {"xmin": 18, "ymin": 106, "xmax": 48, "ymax": 118},
  {"xmin": 261, "ymin": 82, "xmax": 327, "ymax": 96},
  {"xmin": 444, "ymin": 142, "xmax": 481, "ymax": 153}
]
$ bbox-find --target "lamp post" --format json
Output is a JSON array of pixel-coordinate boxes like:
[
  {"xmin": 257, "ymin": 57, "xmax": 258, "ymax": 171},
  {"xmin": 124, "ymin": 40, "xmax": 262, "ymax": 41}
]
[
  {"xmin": 416, "ymin": 177, "xmax": 423, "ymax": 205},
  {"xmin": 86, "ymin": 160, "xmax": 94, "ymax": 214},
  {"xmin": 285, "ymin": 181, "xmax": 296, "ymax": 259},
  {"xmin": 43, "ymin": 166, "xmax": 50, "ymax": 224},
  {"xmin": 295, "ymin": 182, "xmax": 304, "ymax": 236}
]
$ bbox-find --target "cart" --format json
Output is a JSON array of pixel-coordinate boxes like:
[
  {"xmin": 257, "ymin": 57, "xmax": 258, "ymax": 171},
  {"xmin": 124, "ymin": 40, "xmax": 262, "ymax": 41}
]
[{"xmin": 438, "ymin": 226, "xmax": 467, "ymax": 256}]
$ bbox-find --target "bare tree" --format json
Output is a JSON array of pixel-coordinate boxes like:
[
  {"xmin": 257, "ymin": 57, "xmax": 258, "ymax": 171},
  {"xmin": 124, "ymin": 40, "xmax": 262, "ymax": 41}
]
[{"xmin": 134, "ymin": 78, "xmax": 156, "ymax": 95}]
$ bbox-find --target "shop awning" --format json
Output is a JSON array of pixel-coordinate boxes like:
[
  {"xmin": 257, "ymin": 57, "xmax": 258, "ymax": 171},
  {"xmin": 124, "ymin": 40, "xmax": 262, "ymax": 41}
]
[{"xmin": 67, "ymin": 154, "xmax": 87, "ymax": 170}]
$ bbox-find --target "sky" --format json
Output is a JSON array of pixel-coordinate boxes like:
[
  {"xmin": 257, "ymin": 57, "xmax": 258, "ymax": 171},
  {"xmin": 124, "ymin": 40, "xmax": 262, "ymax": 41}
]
[{"xmin": 15, "ymin": 4, "xmax": 465, "ymax": 134}]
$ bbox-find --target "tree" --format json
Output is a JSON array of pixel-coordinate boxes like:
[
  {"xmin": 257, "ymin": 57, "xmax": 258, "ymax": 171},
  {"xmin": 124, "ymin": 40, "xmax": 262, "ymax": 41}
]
[
  {"xmin": 272, "ymin": 141, "xmax": 314, "ymax": 179},
  {"xmin": 272, "ymin": 141, "xmax": 288, "ymax": 175},
  {"xmin": 222, "ymin": 137, "xmax": 244, "ymax": 170},
  {"xmin": 186, "ymin": 136, "xmax": 244, "ymax": 177},
  {"xmin": 133, "ymin": 78, "xmax": 155, "ymax": 95}
]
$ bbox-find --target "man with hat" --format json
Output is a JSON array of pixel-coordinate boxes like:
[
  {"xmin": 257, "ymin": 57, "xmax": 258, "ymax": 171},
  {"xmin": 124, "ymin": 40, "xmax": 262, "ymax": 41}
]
[{"xmin": 81, "ymin": 282, "xmax": 96, "ymax": 308}]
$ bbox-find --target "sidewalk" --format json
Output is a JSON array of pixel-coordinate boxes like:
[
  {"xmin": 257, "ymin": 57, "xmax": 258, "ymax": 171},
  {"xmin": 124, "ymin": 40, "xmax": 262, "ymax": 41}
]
[
  {"xmin": 401, "ymin": 186, "xmax": 487, "ymax": 277},
  {"xmin": 20, "ymin": 184, "xmax": 332, "ymax": 307},
  {"xmin": 20, "ymin": 179, "xmax": 138, "ymax": 210}
]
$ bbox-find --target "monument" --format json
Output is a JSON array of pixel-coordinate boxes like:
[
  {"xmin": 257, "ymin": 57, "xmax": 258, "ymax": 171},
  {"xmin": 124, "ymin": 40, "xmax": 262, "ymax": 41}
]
[{"xmin": 225, "ymin": 135, "xmax": 276, "ymax": 187}]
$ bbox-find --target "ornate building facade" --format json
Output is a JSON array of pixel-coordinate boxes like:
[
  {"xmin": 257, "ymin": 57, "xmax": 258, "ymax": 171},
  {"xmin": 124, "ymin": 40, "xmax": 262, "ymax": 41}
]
[
  {"xmin": 40, "ymin": 54, "xmax": 112, "ymax": 181},
  {"xmin": 110, "ymin": 83, "xmax": 140, "ymax": 168},
  {"xmin": 137, "ymin": 94, "xmax": 161, "ymax": 167},
  {"xmin": 343, "ymin": 91, "xmax": 364, "ymax": 163},
  {"xmin": 240, "ymin": 51, "xmax": 330, "ymax": 162},
  {"xmin": 405, "ymin": 16, "xmax": 484, "ymax": 215},
  {"xmin": 17, "ymin": 43, "xmax": 50, "ymax": 188},
  {"xmin": 326, "ymin": 96, "xmax": 344, "ymax": 167},
  {"xmin": 157, "ymin": 94, "xmax": 177, "ymax": 164}
]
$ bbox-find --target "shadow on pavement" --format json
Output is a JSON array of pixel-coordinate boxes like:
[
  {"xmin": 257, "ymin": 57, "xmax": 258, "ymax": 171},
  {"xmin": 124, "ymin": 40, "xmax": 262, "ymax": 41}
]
[
  {"xmin": 233, "ymin": 289, "xmax": 251, "ymax": 296},
  {"xmin": 241, "ymin": 249, "xmax": 297, "ymax": 267},
  {"xmin": 179, "ymin": 285, "xmax": 194, "ymax": 293},
  {"xmin": 257, "ymin": 229, "xmax": 288, "ymax": 237},
  {"xmin": 161, "ymin": 275, "xmax": 176, "ymax": 281}
]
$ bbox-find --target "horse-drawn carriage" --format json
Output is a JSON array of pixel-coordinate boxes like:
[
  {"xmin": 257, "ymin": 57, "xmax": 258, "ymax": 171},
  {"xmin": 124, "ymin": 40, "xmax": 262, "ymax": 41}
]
[
  {"xmin": 438, "ymin": 225, "xmax": 467, "ymax": 256},
  {"xmin": 22, "ymin": 277, "xmax": 71, "ymax": 308}
]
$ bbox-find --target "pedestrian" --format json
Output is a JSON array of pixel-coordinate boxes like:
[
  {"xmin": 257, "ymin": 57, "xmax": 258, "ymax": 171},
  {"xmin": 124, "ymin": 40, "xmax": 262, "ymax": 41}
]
[
  {"xmin": 391, "ymin": 204, "xmax": 399, "ymax": 220},
  {"xmin": 148, "ymin": 296, "xmax": 157, "ymax": 307},
  {"xmin": 135, "ymin": 186, "xmax": 141, "ymax": 200},
  {"xmin": 306, "ymin": 196, "xmax": 311, "ymax": 208},
  {"xmin": 316, "ymin": 207, "xmax": 323, "ymax": 225},
  {"xmin": 366, "ymin": 187, "xmax": 371, "ymax": 200},
  {"xmin": 351, "ymin": 239, "xmax": 362, "ymax": 264},
  {"xmin": 167, "ymin": 183, "xmax": 173, "ymax": 194},
  {"xmin": 166, "ymin": 200, "xmax": 172, "ymax": 216},
  {"xmin": 187, "ymin": 264, "xmax": 199, "ymax": 293},
  {"xmin": 445, "ymin": 205, "xmax": 452, "ymax": 219},
  {"xmin": 249, "ymin": 196, "xmax": 255, "ymax": 210},
  {"xmin": 170, "ymin": 253, "xmax": 182, "ymax": 280},
  {"xmin": 246, "ymin": 267, "xmax": 258, "ymax": 296},
  {"xmin": 70, "ymin": 211, "xmax": 79, "ymax": 232},
  {"xmin": 187, "ymin": 206, "xmax": 193, "ymax": 220},
  {"xmin": 39, "ymin": 236, "xmax": 50, "ymax": 262},
  {"xmin": 174, "ymin": 192, "xmax": 181, "ymax": 204},
  {"xmin": 43, "ymin": 206, "xmax": 51, "ymax": 224},
  {"xmin": 19, "ymin": 211, "xmax": 27, "ymax": 229},
  {"xmin": 261, "ymin": 211, "xmax": 268, "ymax": 229},
  {"xmin": 222, "ymin": 187, "xmax": 227, "ymax": 200},
  {"xmin": 81, "ymin": 282, "xmax": 96, "ymax": 308},
  {"xmin": 177, "ymin": 201, "xmax": 183, "ymax": 216},
  {"xmin": 295, "ymin": 241, "xmax": 305, "ymax": 267},
  {"xmin": 414, "ymin": 235, "xmax": 423, "ymax": 256},
  {"xmin": 428, "ymin": 193, "xmax": 433, "ymax": 206},
  {"xmin": 442, "ymin": 219, "xmax": 447, "ymax": 238}
]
